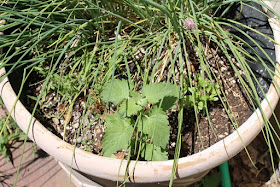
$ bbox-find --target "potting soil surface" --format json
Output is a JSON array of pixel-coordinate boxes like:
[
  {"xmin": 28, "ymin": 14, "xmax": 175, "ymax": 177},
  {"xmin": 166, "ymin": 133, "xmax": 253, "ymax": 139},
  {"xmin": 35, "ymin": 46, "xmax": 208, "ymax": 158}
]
[{"xmin": 25, "ymin": 35, "xmax": 255, "ymax": 160}]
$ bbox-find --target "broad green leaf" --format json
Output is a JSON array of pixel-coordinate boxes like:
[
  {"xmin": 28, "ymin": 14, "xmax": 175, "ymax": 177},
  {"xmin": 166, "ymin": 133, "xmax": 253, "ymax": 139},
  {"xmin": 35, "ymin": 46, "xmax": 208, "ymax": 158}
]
[
  {"xmin": 130, "ymin": 91, "xmax": 148, "ymax": 107},
  {"xmin": 102, "ymin": 113, "xmax": 133, "ymax": 157},
  {"xmin": 130, "ymin": 91, "xmax": 142, "ymax": 102},
  {"xmin": 141, "ymin": 143, "xmax": 168, "ymax": 161},
  {"xmin": 101, "ymin": 80, "xmax": 129, "ymax": 105},
  {"xmin": 137, "ymin": 97, "xmax": 148, "ymax": 107},
  {"xmin": 118, "ymin": 98, "xmax": 142, "ymax": 116},
  {"xmin": 140, "ymin": 108, "xmax": 169, "ymax": 148},
  {"xmin": 158, "ymin": 96, "xmax": 178, "ymax": 111},
  {"xmin": 142, "ymin": 82, "xmax": 179, "ymax": 104}
]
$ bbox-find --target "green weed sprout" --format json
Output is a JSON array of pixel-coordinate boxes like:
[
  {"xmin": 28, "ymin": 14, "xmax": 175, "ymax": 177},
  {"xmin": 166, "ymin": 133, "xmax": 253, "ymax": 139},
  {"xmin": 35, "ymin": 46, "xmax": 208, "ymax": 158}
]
[{"xmin": 185, "ymin": 74, "xmax": 220, "ymax": 113}]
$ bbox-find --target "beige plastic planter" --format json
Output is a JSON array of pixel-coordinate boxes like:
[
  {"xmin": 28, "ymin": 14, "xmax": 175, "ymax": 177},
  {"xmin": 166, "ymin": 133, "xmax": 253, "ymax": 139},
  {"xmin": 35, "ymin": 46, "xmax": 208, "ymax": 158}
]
[{"xmin": 1, "ymin": 2, "xmax": 280, "ymax": 186}]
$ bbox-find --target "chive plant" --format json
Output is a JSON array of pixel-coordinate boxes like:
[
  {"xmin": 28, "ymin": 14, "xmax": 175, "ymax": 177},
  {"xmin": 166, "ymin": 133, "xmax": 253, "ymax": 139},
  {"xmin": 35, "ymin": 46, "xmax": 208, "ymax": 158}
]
[{"xmin": 1, "ymin": 0, "xmax": 280, "ymax": 186}]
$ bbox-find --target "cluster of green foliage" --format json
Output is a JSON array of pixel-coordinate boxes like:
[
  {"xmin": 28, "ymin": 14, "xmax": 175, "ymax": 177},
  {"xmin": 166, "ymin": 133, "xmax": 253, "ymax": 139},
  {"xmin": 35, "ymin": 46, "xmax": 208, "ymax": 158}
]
[
  {"xmin": 101, "ymin": 80, "xmax": 179, "ymax": 160},
  {"xmin": 82, "ymin": 139, "xmax": 94, "ymax": 152},
  {"xmin": 184, "ymin": 74, "xmax": 220, "ymax": 113},
  {"xmin": 100, "ymin": 78, "xmax": 220, "ymax": 160}
]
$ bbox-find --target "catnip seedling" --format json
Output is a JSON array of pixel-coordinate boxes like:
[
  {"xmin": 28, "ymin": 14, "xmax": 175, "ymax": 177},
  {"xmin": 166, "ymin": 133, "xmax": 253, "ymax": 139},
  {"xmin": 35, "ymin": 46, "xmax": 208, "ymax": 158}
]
[{"xmin": 101, "ymin": 79, "xmax": 179, "ymax": 161}]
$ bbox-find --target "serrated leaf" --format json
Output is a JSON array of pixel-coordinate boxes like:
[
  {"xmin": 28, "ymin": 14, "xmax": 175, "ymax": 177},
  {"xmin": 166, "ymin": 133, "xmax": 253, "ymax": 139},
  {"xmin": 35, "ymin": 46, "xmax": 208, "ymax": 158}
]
[
  {"xmin": 102, "ymin": 113, "xmax": 134, "ymax": 157},
  {"xmin": 101, "ymin": 80, "xmax": 129, "ymax": 105},
  {"xmin": 141, "ymin": 143, "xmax": 168, "ymax": 161},
  {"xmin": 140, "ymin": 108, "xmax": 169, "ymax": 148},
  {"xmin": 142, "ymin": 82, "xmax": 179, "ymax": 104},
  {"xmin": 118, "ymin": 98, "xmax": 142, "ymax": 116}
]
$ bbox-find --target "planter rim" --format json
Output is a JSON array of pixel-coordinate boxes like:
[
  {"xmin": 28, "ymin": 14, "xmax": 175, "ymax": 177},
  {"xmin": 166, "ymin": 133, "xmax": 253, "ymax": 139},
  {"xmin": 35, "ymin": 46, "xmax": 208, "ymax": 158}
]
[{"xmin": 1, "ymin": 1, "xmax": 280, "ymax": 184}]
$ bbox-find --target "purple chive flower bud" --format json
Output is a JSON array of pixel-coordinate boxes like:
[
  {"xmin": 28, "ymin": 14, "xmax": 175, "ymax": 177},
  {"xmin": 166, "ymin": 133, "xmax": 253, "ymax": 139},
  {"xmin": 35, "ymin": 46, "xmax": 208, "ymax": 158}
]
[{"xmin": 184, "ymin": 18, "xmax": 195, "ymax": 30}]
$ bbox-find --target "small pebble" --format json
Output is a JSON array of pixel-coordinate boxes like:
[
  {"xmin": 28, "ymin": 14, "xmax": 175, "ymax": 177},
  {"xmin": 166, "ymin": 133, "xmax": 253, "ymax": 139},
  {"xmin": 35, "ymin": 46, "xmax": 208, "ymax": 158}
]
[
  {"xmin": 140, "ymin": 48, "xmax": 145, "ymax": 54},
  {"xmin": 83, "ymin": 119, "xmax": 90, "ymax": 127},
  {"xmin": 53, "ymin": 96, "xmax": 58, "ymax": 103},
  {"xmin": 74, "ymin": 104, "xmax": 80, "ymax": 111},
  {"xmin": 80, "ymin": 101, "xmax": 86, "ymax": 109},
  {"xmin": 220, "ymin": 67, "xmax": 227, "ymax": 72},
  {"xmin": 218, "ymin": 134, "xmax": 225, "ymax": 139},
  {"xmin": 52, "ymin": 118, "xmax": 59, "ymax": 125},
  {"xmin": 96, "ymin": 128, "xmax": 102, "ymax": 134},
  {"xmin": 60, "ymin": 119, "xmax": 65, "ymax": 125},
  {"xmin": 73, "ymin": 123, "xmax": 79, "ymax": 129},
  {"xmin": 97, "ymin": 141, "xmax": 102, "ymax": 149},
  {"xmin": 87, "ymin": 134, "xmax": 93, "ymax": 140},
  {"xmin": 82, "ymin": 136, "xmax": 88, "ymax": 142},
  {"xmin": 76, "ymin": 136, "xmax": 83, "ymax": 143}
]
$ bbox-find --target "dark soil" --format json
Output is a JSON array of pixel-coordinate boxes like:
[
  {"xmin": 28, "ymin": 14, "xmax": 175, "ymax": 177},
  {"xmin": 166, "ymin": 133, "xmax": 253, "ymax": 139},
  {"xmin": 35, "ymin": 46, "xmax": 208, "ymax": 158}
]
[{"xmin": 168, "ymin": 56, "xmax": 253, "ymax": 157}]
